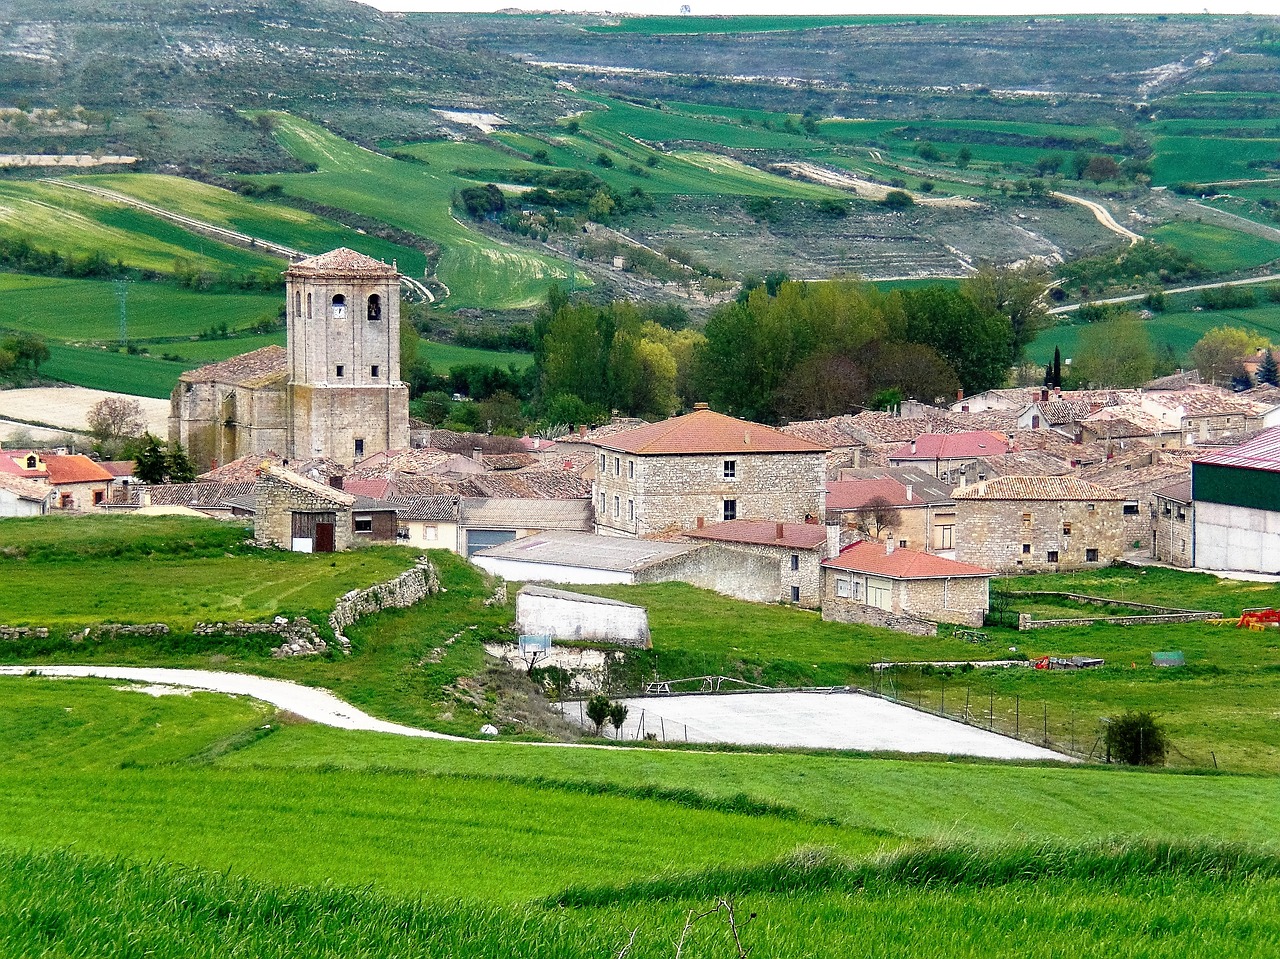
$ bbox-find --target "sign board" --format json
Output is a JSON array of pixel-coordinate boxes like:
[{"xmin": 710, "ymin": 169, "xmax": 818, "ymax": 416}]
[
  {"xmin": 1152, "ymin": 651, "xmax": 1185, "ymax": 668},
  {"xmin": 518, "ymin": 634, "xmax": 552, "ymax": 655}
]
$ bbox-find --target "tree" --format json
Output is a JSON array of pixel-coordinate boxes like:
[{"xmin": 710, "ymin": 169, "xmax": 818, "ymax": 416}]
[
  {"xmin": 3, "ymin": 332, "xmax": 50, "ymax": 373},
  {"xmin": 881, "ymin": 190, "xmax": 914, "ymax": 209},
  {"xmin": 607, "ymin": 701, "xmax": 629, "ymax": 739},
  {"xmin": 1258, "ymin": 349, "xmax": 1279, "ymax": 387},
  {"xmin": 1189, "ymin": 326, "xmax": 1258, "ymax": 387},
  {"xmin": 853, "ymin": 495, "xmax": 897, "ymax": 539},
  {"xmin": 133, "ymin": 433, "xmax": 168, "ymax": 485},
  {"xmin": 963, "ymin": 261, "xmax": 1051, "ymax": 358},
  {"xmin": 1070, "ymin": 317, "xmax": 1153, "ymax": 388},
  {"xmin": 86, "ymin": 396, "xmax": 146, "ymax": 445},
  {"xmin": 1231, "ymin": 361, "xmax": 1255, "ymax": 392},
  {"xmin": 900, "ymin": 286, "xmax": 1013, "ymax": 395},
  {"xmin": 164, "ymin": 442, "xmax": 195, "ymax": 483},
  {"xmin": 585, "ymin": 694, "xmax": 612, "ymax": 736},
  {"xmin": 1104, "ymin": 711, "xmax": 1168, "ymax": 766},
  {"xmin": 955, "ymin": 146, "xmax": 972, "ymax": 169},
  {"xmin": 1084, "ymin": 155, "xmax": 1122, "ymax": 183},
  {"xmin": 1052, "ymin": 346, "xmax": 1062, "ymax": 388}
]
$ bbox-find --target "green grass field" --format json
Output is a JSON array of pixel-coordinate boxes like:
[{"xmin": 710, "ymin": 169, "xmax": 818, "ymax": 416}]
[
  {"xmin": 1150, "ymin": 134, "xmax": 1280, "ymax": 186},
  {"xmin": 252, "ymin": 114, "xmax": 576, "ymax": 309},
  {"xmin": 0, "ymin": 180, "xmax": 284, "ymax": 276},
  {"xmin": 1148, "ymin": 221, "xmax": 1280, "ymax": 274},
  {"xmin": 79, "ymin": 173, "xmax": 428, "ymax": 275},
  {"xmin": 421, "ymin": 338, "xmax": 533, "ymax": 371}
]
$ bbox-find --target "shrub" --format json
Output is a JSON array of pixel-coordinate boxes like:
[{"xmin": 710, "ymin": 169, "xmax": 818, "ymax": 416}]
[
  {"xmin": 1105, "ymin": 711, "xmax": 1169, "ymax": 766},
  {"xmin": 585, "ymin": 694, "xmax": 612, "ymax": 735},
  {"xmin": 881, "ymin": 190, "xmax": 914, "ymax": 209}
]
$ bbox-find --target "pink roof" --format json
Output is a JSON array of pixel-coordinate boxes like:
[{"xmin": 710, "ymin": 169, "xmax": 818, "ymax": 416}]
[
  {"xmin": 826, "ymin": 478, "xmax": 909, "ymax": 510},
  {"xmin": 686, "ymin": 520, "xmax": 828, "ymax": 550},
  {"xmin": 98, "ymin": 460, "xmax": 135, "ymax": 478},
  {"xmin": 341, "ymin": 477, "xmax": 392, "ymax": 499},
  {"xmin": 593, "ymin": 408, "xmax": 827, "ymax": 456},
  {"xmin": 890, "ymin": 431, "xmax": 1010, "ymax": 461},
  {"xmin": 519, "ymin": 436, "xmax": 557, "ymax": 452},
  {"xmin": 822, "ymin": 540, "xmax": 992, "ymax": 579}
]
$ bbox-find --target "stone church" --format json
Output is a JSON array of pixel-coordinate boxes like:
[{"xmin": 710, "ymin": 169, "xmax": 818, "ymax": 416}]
[{"xmin": 170, "ymin": 249, "xmax": 410, "ymax": 471}]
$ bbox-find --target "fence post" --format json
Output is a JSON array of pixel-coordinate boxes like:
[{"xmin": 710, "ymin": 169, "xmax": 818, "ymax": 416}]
[
  {"xmin": 940, "ymin": 680, "xmax": 945, "ymax": 717},
  {"xmin": 989, "ymin": 689, "xmax": 994, "ymax": 730}
]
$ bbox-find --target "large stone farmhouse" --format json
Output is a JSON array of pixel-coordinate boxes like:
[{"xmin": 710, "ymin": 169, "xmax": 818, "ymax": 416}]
[
  {"xmin": 171, "ymin": 249, "xmax": 409, "ymax": 471},
  {"xmin": 589, "ymin": 405, "xmax": 828, "ymax": 537}
]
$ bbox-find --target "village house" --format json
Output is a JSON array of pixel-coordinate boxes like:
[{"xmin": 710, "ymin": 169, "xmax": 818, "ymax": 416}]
[
  {"xmin": 0, "ymin": 472, "xmax": 54, "ymax": 517},
  {"xmin": 253, "ymin": 463, "xmax": 355, "ymax": 553},
  {"xmin": 590, "ymin": 405, "xmax": 828, "ymax": 537},
  {"xmin": 820, "ymin": 539, "xmax": 993, "ymax": 631},
  {"xmin": 1152, "ymin": 478, "xmax": 1193, "ymax": 567},
  {"xmin": 826, "ymin": 467, "xmax": 957, "ymax": 555},
  {"xmin": 886, "ymin": 430, "xmax": 1011, "ymax": 483},
  {"xmin": 954, "ymin": 475, "xmax": 1127, "ymax": 572},
  {"xmin": 684, "ymin": 519, "xmax": 830, "ymax": 607},
  {"xmin": 0, "ymin": 449, "xmax": 114, "ymax": 510}
]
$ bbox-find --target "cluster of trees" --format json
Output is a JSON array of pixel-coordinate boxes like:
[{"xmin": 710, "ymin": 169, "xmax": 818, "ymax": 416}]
[
  {"xmin": 453, "ymin": 170, "xmax": 653, "ymax": 229},
  {"xmin": 86, "ymin": 396, "xmax": 195, "ymax": 481},
  {"xmin": 0, "ymin": 332, "xmax": 51, "ymax": 382},
  {"xmin": 1058, "ymin": 241, "xmax": 1203, "ymax": 295},
  {"xmin": 0, "ymin": 237, "xmax": 127, "ymax": 281}
]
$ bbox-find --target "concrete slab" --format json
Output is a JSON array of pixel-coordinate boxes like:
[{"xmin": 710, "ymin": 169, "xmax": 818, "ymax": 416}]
[{"xmin": 570, "ymin": 691, "xmax": 1074, "ymax": 762}]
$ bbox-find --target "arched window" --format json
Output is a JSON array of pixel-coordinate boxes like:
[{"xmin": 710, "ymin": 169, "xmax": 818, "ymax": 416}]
[
  {"xmin": 25, "ymin": 454, "xmax": 38, "ymax": 469},
  {"xmin": 331, "ymin": 294, "xmax": 347, "ymax": 319},
  {"xmin": 367, "ymin": 293, "xmax": 382, "ymax": 322},
  {"xmin": 306, "ymin": 293, "xmax": 312, "ymax": 319},
  {"xmin": 294, "ymin": 291, "xmax": 301, "ymax": 317}
]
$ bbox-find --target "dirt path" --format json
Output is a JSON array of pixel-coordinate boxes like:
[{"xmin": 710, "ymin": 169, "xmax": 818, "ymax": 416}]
[
  {"xmin": 1051, "ymin": 192, "xmax": 1142, "ymax": 245},
  {"xmin": 0, "ymin": 665, "xmax": 1075, "ymax": 761},
  {"xmin": 1049, "ymin": 271, "xmax": 1280, "ymax": 315}
]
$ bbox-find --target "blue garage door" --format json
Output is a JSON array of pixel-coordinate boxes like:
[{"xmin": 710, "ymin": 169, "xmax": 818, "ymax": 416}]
[{"xmin": 466, "ymin": 528, "xmax": 517, "ymax": 557}]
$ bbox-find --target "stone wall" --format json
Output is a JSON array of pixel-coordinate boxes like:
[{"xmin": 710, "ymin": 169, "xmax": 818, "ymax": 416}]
[
  {"xmin": 638, "ymin": 544, "xmax": 781, "ymax": 605},
  {"xmin": 595, "ymin": 451, "xmax": 825, "ymax": 537},
  {"xmin": 515, "ymin": 585, "xmax": 650, "ymax": 648},
  {"xmin": 956, "ymin": 497, "xmax": 1128, "ymax": 573},
  {"xmin": 1153, "ymin": 497, "xmax": 1193, "ymax": 567},
  {"xmin": 901, "ymin": 577, "xmax": 989, "ymax": 627},
  {"xmin": 253, "ymin": 468, "xmax": 354, "ymax": 551},
  {"xmin": 0, "ymin": 625, "xmax": 49, "ymax": 640},
  {"xmin": 1010, "ymin": 590, "xmax": 1218, "ymax": 630},
  {"xmin": 329, "ymin": 557, "xmax": 440, "ymax": 644},
  {"xmin": 819, "ymin": 591, "xmax": 938, "ymax": 636},
  {"xmin": 170, "ymin": 379, "xmax": 288, "ymax": 474},
  {"xmin": 692, "ymin": 542, "xmax": 824, "ymax": 607}
]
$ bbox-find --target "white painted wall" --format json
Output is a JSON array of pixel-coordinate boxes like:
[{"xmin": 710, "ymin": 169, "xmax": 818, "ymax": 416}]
[
  {"xmin": 0, "ymin": 488, "xmax": 47, "ymax": 517},
  {"xmin": 1194, "ymin": 501, "xmax": 1280, "ymax": 573},
  {"xmin": 471, "ymin": 556, "xmax": 636, "ymax": 585},
  {"xmin": 516, "ymin": 589, "xmax": 649, "ymax": 645}
]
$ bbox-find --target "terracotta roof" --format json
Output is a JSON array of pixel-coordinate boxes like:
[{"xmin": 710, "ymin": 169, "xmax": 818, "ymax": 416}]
[
  {"xmin": 386, "ymin": 494, "xmax": 458, "ymax": 521},
  {"xmin": 255, "ymin": 464, "xmax": 355, "ymax": 506},
  {"xmin": 459, "ymin": 497, "xmax": 591, "ymax": 529},
  {"xmin": 0, "ymin": 450, "xmax": 45, "ymax": 479},
  {"xmin": 954, "ymin": 475, "xmax": 1125, "ymax": 501},
  {"xmin": 341, "ymin": 477, "xmax": 392, "ymax": 499},
  {"xmin": 890, "ymin": 431, "xmax": 1010, "ymax": 461},
  {"xmin": 131, "ymin": 480, "xmax": 256, "ymax": 507},
  {"xmin": 179, "ymin": 345, "xmax": 288, "ymax": 387},
  {"xmin": 98, "ymin": 460, "xmax": 135, "ymax": 478},
  {"xmin": 1155, "ymin": 479, "xmax": 1192, "ymax": 503},
  {"xmin": 1194, "ymin": 426, "xmax": 1280, "ymax": 473},
  {"xmin": 830, "ymin": 467, "xmax": 956, "ymax": 506},
  {"xmin": 685, "ymin": 520, "xmax": 828, "ymax": 549},
  {"xmin": 982, "ymin": 450, "xmax": 1074, "ymax": 477},
  {"xmin": 822, "ymin": 540, "xmax": 992, "ymax": 579},
  {"xmin": 42, "ymin": 454, "xmax": 114, "ymax": 485},
  {"xmin": 286, "ymin": 247, "xmax": 399, "ymax": 278},
  {"xmin": 518, "ymin": 436, "xmax": 557, "ymax": 452},
  {"xmin": 593, "ymin": 409, "xmax": 827, "ymax": 455},
  {"xmin": 0, "ymin": 473, "xmax": 54, "ymax": 503},
  {"xmin": 778, "ymin": 415, "xmax": 867, "ymax": 448}
]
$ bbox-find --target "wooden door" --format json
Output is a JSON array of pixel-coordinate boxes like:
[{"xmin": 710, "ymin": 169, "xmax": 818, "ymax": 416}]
[{"xmin": 315, "ymin": 522, "xmax": 336, "ymax": 553}]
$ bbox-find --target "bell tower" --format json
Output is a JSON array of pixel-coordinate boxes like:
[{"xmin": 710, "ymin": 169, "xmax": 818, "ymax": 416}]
[{"xmin": 284, "ymin": 248, "xmax": 409, "ymax": 465}]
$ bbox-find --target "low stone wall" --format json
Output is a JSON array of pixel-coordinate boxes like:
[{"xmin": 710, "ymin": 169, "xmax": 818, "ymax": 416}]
[
  {"xmin": 194, "ymin": 616, "xmax": 329, "ymax": 657},
  {"xmin": 329, "ymin": 557, "xmax": 440, "ymax": 646},
  {"xmin": 822, "ymin": 602, "xmax": 938, "ymax": 637},
  {"xmin": 1011, "ymin": 591, "xmax": 1219, "ymax": 631},
  {"xmin": 0, "ymin": 625, "xmax": 49, "ymax": 640}
]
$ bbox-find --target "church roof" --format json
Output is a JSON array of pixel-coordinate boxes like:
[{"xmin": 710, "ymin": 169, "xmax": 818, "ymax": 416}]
[
  {"xmin": 286, "ymin": 248, "xmax": 399, "ymax": 278},
  {"xmin": 179, "ymin": 345, "xmax": 288, "ymax": 387}
]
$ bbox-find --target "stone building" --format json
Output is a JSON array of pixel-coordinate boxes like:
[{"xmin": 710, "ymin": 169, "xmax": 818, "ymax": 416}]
[
  {"xmin": 253, "ymin": 463, "xmax": 355, "ymax": 552},
  {"xmin": 821, "ymin": 540, "xmax": 992, "ymax": 630},
  {"xmin": 1152, "ymin": 479, "xmax": 1193, "ymax": 567},
  {"xmin": 685, "ymin": 519, "xmax": 829, "ymax": 607},
  {"xmin": 953, "ymin": 475, "xmax": 1127, "ymax": 573},
  {"xmin": 171, "ymin": 248, "xmax": 409, "ymax": 471},
  {"xmin": 0, "ymin": 449, "xmax": 114, "ymax": 510},
  {"xmin": 826, "ymin": 467, "xmax": 957, "ymax": 555},
  {"xmin": 886, "ymin": 430, "xmax": 1011, "ymax": 483},
  {"xmin": 590, "ymin": 405, "xmax": 828, "ymax": 537}
]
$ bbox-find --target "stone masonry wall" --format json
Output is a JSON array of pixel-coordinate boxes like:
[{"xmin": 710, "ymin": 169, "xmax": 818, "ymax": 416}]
[
  {"xmin": 329, "ymin": 557, "xmax": 440, "ymax": 644},
  {"xmin": 595, "ymin": 451, "xmax": 825, "ymax": 537},
  {"xmin": 818, "ymin": 577, "xmax": 938, "ymax": 636},
  {"xmin": 254, "ymin": 472, "xmax": 354, "ymax": 550},
  {"xmin": 956, "ymin": 497, "xmax": 1127, "ymax": 573},
  {"xmin": 699, "ymin": 542, "xmax": 824, "ymax": 607},
  {"xmin": 637, "ymin": 544, "xmax": 781, "ymax": 605},
  {"xmin": 1153, "ymin": 498, "xmax": 1193, "ymax": 567},
  {"xmin": 900, "ymin": 577, "xmax": 988, "ymax": 627}
]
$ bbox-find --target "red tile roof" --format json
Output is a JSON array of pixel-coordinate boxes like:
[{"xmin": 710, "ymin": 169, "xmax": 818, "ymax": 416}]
[
  {"xmin": 889, "ymin": 431, "xmax": 1010, "ymax": 461},
  {"xmin": 286, "ymin": 248, "xmax": 399, "ymax": 277},
  {"xmin": 98, "ymin": 460, "xmax": 135, "ymax": 478},
  {"xmin": 686, "ymin": 520, "xmax": 828, "ymax": 550},
  {"xmin": 593, "ymin": 409, "xmax": 827, "ymax": 456},
  {"xmin": 179, "ymin": 345, "xmax": 288, "ymax": 386},
  {"xmin": 822, "ymin": 540, "xmax": 992, "ymax": 579},
  {"xmin": 42, "ymin": 454, "xmax": 114, "ymax": 485},
  {"xmin": 826, "ymin": 478, "xmax": 909, "ymax": 510}
]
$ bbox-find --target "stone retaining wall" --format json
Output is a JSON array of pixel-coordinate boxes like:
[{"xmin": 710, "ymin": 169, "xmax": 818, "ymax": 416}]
[
  {"xmin": 1011, "ymin": 590, "xmax": 1219, "ymax": 631},
  {"xmin": 821, "ymin": 602, "xmax": 938, "ymax": 637},
  {"xmin": 329, "ymin": 557, "xmax": 440, "ymax": 646}
]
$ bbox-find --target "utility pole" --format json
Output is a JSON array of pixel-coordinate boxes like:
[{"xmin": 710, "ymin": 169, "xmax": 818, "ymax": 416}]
[{"xmin": 113, "ymin": 278, "xmax": 130, "ymax": 347}]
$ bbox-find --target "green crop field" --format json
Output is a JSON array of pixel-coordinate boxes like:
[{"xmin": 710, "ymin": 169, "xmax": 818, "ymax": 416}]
[
  {"xmin": 1029, "ymin": 303, "xmax": 1280, "ymax": 368},
  {"xmin": 1148, "ymin": 222, "xmax": 1280, "ymax": 274},
  {"xmin": 1151, "ymin": 134, "xmax": 1280, "ymax": 186},
  {"xmin": 80, "ymin": 173, "xmax": 428, "ymax": 275},
  {"xmin": 0, "ymin": 515, "xmax": 414, "ymax": 632},
  {"xmin": 0, "ymin": 180, "xmax": 284, "ymax": 276},
  {"xmin": 252, "ymin": 114, "xmax": 577, "ymax": 309},
  {"xmin": 421, "ymin": 339, "xmax": 533, "ymax": 372},
  {"xmin": 584, "ymin": 14, "xmax": 990, "ymax": 33}
]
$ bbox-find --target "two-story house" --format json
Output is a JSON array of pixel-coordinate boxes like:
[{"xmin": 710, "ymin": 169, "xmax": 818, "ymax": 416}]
[{"xmin": 590, "ymin": 405, "xmax": 828, "ymax": 537}]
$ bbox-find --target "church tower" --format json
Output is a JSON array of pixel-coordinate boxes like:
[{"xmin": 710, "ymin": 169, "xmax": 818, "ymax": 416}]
[{"xmin": 284, "ymin": 249, "xmax": 409, "ymax": 465}]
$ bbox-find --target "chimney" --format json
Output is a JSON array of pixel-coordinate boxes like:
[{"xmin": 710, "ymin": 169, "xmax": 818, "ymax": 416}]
[
  {"xmin": 1041, "ymin": 388, "xmax": 1049, "ymax": 402},
  {"xmin": 140, "ymin": 489, "xmax": 151, "ymax": 508},
  {"xmin": 328, "ymin": 475, "xmax": 344, "ymax": 491},
  {"xmin": 696, "ymin": 516, "xmax": 705, "ymax": 529},
  {"xmin": 532, "ymin": 437, "xmax": 541, "ymax": 450},
  {"xmin": 886, "ymin": 539, "xmax": 895, "ymax": 554},
  {"xmin": 694, "ymin": 402, "xmax": 709, "ymax": 410},
  {"xmin": 957, "ymin": 389, "xmax": 964, "ymax": 401},
  {"xmin": 563, "ymin": 459, "xmax": 572, "ymax": 471},
  {"xmin": 1054, "ymin": 387, "xmax": 1061, "ymax": 396},
  {"xmin": 578, "ymin": 425, "xmax": 587, "ymax": 438},
  {"xmin": 905, "ymin": 484, "xmax": 913, "ymax": 502},
  {"xmin": 910, "ymin": 440, "xmax": 917, "ymax": 455},
  {"xmin": 473, "ymin": 447, "xmax": 484, "ymax": 467},
  {"xmin": 775, "ymin": 522, "xmax": 784, "ymax": 540},
  {"xmin": 826, "ymin": 523, "xmax": 840, "ymax": 559}
]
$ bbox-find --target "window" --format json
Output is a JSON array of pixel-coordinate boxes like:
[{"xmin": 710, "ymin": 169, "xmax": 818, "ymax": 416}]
[
  {"xmin": 1123, "ymin": 502, "xmax": 1140, "ymax": 515},
  {"xmin": 867, "ymin": 581, "xmax": 891, "ymax": 610},
  {"xmin": 424, "ymin": 525, "xmax": 438, "ymax": 541},
  {"xmin": 371, "ymin": 365, "xmax": 379, "ymax": 378},
  {"xmin": 1163, "ymin": 503, "xmax": 1172, "ymax": 516},
  {"xmin": 599, "ymin": 454, "xmax": 606, "ymax": 471},
  {"xmin": 613, "ymin": 495, "xmax": 620, "ymax": 517},
  {"xmin": 599, "ymin": 492, "xmax": 605, "ymax": 513},
  {"xmin": 836, "ymin": 577, "xmax": 851, "ymax": 598},
  {"xmin": 295, "ymin": 291, "xmax": 301, "ymax": 316},
  {"xmin": 1063, "ymin": 522, "xmax": 1072, "ymax": 536},
  {"xmin": 1022, "ymin": 543, "xmax": 1031, "ymax": 554},
  {"xmin": 852, "ymin": 580, "xmax": 863, "ymax": 600},
  {"xmin": 306, "ymin": 292, "xmax": 312, "ymax": 319},
  {"xmin": 367, "ymin": 293, "xmax": 382, "ymax": 321},
  {"xmin": 354, "ymin": 517, "xmax": 373, "ymax": 533},
  {"xmin": 354, "ymin": 438, "xmax": 364, "ymax": 457},
  {"xmin": 1047, "ymin": 550, "xmax": 1059, "ymax": 563},
  {"xmin": 899, "ymin": 539, "xmax": 907, "ymax": 548},
  {"xmin": 1180, "ymin": 539, "xmax": 1187, "ymax": 552},
  {"xmin": 790, "ymin": 585, "xmax": 801, "ymax": 603},
  {"xmin": 1087, "ymin": 503, "xmax": 1096, "ymax": 512},
  {"xmin": 628, "ymin": 499, "xmax": 635, "ymax": 521},
  {"xmin": 628, "ymin": 460, "xmax": 634, "ymax": 479},
  {"xmin": 331, "ymin": 293, "xmax": 346, "ymax": 318},
  {"xmin": 614, "ymin": 456, "xmax": 620, "ymax": 476},
  {"xmin": 723, "ymin": 459, "xmax": 737, "ymax": 479},
  {"xmin": 92, "ymin": 490, "xmax": 105, "ymax": 506},
  {"xmin": 790, "ymin": 553, "xmax": 800, "ymax": 571},
  {"xmin": 722, "ymin": 499, "xmax": 737, "ymax": 521},
  {"xmin": 1176, "ymin": 508, "xmax": 1186, "ymax": 521},
  {"xmin": 336, "ymin": 365, "xmax": 345, "ymax": 378},
  {"xmin": 397, "ymin": 526, "xmax": 410, "ymax": 541},
  {"xmin": 1022, "ymin": 512, "xmax": 1032, "ymax": 526},
  {"xmin": 25, "ymin": 455, "xmax": 37, "ymax": 469},
  {"xmin": 1086, "ymin": 548, "xmax": 1099, "ymax": 562},
  {"xmin": 938, "ymin": 525, "xmax": 954, "ymax": 550}
]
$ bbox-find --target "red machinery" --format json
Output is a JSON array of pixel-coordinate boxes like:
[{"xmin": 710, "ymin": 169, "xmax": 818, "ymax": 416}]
[{"xmin": 1237, "ymin": 608, "xmax": 1280, "ymax": 629}]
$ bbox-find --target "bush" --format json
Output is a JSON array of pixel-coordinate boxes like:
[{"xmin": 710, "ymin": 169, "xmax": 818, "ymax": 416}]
[
  {"xmin": 1105, "ymin": 711, "xmax": 1169, "ymax": 766},
  {"xmin": 881, "ymin": 190, "xmax": 914, "ymax": 209}
]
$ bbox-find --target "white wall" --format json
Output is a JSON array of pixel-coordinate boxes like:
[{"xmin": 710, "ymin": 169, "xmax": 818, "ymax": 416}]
[
  {"xmin": 1194, "ymin": 501, "xmax": 1280, "ymax": 573},
  {"xmin": 516, "ymin": 589, "xmax": 649, "ymax": 645},
  {"xmin": 0, "ymin": 489, "xmax": 47, "ymax": 517},
  {"xmin": 472, "ymin": 556, "xmax": 635, "ymax": 585}
]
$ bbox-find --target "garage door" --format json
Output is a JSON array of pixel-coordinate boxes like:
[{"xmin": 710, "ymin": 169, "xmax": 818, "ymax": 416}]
[{"xmin": 465, "ymin": 528, "xmax": 517, "ymax": 557}]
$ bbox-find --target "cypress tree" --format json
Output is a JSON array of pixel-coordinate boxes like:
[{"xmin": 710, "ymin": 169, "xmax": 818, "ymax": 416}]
[
  {"xmin": 1052, "ymin": 346, "xmax": 1062, "ymax": 388},
  {"xmin": 1258, "ymin": 349, "xmax": 1279, "ymax": 387}
]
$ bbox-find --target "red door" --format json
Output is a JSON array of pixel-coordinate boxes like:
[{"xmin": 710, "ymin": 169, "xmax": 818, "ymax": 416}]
[{"xmin": 315, "ymin": 522, "xmax": 336, "ymax": 553}]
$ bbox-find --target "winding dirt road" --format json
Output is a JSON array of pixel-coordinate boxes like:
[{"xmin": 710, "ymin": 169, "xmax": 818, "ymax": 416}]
[{"xmin": 1051, "ymin": 191, "xmax": 1142, "ymax": 245}]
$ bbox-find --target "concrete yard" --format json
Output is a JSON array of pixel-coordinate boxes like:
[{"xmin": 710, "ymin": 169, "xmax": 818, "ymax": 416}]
[{"xmin": 569, "ymin": 691, "xmax": 1073, "ymax": 762}]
